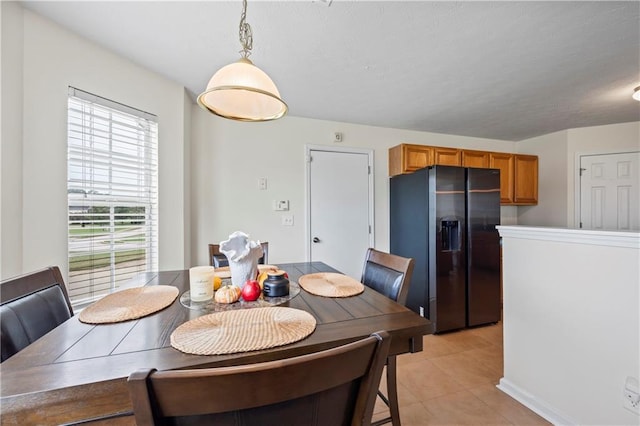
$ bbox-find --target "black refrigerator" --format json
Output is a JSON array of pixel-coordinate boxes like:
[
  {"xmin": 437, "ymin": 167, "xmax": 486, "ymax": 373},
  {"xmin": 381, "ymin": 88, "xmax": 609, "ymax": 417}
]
[{"xmin": 390, "ymin": 165, "xmax": 501, "ymax": 333}]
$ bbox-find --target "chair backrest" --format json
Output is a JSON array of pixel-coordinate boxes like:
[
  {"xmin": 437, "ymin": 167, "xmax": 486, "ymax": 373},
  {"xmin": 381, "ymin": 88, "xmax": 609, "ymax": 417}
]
[
  {"xmin": 361, "ymin": 248, "xmax": 415, "ymax": 306},
  {"xmin": 0, "ymin": 266, "xmax": 74, "ymax": 362},
  {"xmin": 128, "ymin": 330, "xmax": 390, "ymax": 426},
  {"xmin": 208, "ymin": 242, "xmax": 269, "ymax": 267}
]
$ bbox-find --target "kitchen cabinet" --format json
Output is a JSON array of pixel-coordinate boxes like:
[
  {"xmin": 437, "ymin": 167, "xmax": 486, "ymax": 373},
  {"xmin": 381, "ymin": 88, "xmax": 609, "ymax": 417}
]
[
  {"xmin": 390, "ymin": 143, "xmax": 538, "ymax": 206},
  {"xmin": 388, "ymin": 144, "xmax": 432, "ymax": 176},
  {"xmin": 489, "ymin": 152, "xmax": 515, "ymax": 204},
  {"xmin": 462, "ymin": 150, "xmax": 490, "ymax": 168},
  {"xmin": 513, "ymin": 154, "xmax": 538, "ymax": 205},
  {"xmin": 489, "ymin": 153, "xmax": 538, "ymax": 205},
  {"xmin": 433, "ymin": 147, "xmax": 461, "ymax": 166}
]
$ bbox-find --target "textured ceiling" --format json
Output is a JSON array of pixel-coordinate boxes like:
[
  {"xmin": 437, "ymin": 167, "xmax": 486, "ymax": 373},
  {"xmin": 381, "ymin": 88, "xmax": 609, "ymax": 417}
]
[{"xmin": 20, "ymin": 1, "xmax": 640, "ymax": 141}]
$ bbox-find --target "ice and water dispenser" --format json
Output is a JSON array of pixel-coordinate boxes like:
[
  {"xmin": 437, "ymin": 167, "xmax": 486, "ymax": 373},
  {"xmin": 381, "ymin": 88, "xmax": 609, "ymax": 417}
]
[{"xmin": 441, "ymin": 219, "xmax": 460, "ymax": 252}]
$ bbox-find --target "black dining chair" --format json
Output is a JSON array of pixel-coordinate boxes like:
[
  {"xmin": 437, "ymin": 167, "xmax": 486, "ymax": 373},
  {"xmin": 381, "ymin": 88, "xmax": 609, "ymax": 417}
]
[
  {"xmin": 361, "ymin": 248, "xmax": 415, "ymax": 426},
  {"xmin": 0, "ymin": 266, "xmax": 74, "ymax": 362},
  {"xmin": 128, "ymin": 331, "xmax": 391, "ymax": 426},
  {"xmin": 208, "ymin": 242, "xmax": 269, "ymax": 268}
]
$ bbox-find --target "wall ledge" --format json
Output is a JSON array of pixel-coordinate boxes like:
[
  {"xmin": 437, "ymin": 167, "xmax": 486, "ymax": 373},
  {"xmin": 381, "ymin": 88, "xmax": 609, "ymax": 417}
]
[{"xmin": 497, "ymin": 225, "xmax": 640, "ymax": 249}]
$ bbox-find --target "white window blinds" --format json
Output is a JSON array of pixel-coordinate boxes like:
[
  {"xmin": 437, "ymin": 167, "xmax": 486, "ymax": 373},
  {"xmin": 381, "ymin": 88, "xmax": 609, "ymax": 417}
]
[{"xmin": 67, "ymin": 87, "xmax": 158, "ymax": 308}]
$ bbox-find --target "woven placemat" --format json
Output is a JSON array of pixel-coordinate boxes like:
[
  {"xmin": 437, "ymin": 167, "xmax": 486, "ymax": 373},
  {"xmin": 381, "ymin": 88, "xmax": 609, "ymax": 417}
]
[
  {"xmin": 170, "ymin": 307, "xmax": 316, "ymax": 355},
  {"xmin": 298, "ymin": 272, "xmax": 365, "ymax": 298},
  {"xmin": 78, "ymin": 285, "xmax": 179, "ymax": 324}
]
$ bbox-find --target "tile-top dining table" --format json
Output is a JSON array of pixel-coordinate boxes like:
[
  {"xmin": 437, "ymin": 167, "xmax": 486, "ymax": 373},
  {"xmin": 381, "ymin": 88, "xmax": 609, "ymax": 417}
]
[{"xmin": 0, "ymin": 261, "xmax": 433, "ymax": 425}]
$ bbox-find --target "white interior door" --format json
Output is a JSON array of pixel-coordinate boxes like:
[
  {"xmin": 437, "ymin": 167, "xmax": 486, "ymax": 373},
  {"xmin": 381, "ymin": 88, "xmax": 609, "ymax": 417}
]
[
  {"xmin": 580, "ymin": 152, "xmax": 640, "ymax": 230},
  {"xmin": 307, "ymin": 146, "xmax": 374, "ymax": 279}
]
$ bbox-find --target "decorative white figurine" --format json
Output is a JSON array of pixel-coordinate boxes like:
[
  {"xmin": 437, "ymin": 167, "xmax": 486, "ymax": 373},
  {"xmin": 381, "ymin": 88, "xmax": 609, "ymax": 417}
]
[{"xmin": 219, "ymin": 231, "xmax": 263, "ymax": 289}]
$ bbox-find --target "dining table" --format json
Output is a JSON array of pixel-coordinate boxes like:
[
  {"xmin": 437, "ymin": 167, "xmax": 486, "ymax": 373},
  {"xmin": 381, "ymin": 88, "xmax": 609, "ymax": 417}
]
[{"xmin": 0, "ymin": 261, "xmax": 433, "ymax": 425}]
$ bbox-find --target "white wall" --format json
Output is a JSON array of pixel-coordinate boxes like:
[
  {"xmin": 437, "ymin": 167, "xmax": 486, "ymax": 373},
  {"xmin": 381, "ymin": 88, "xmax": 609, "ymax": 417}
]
[
  {"xmin": 0, "ymin": 2, "xmax": 24, "ymax": 278},
  {"xmin": 0, "ymin": 7, "xmax": 191, "ymax": 280},
  {"xmin": 516, "ymin": 121, "xmax": 640, "ymax": 228},
  {"xmin": 516, "ymin": 130, "xmax": 569, "ymax": 227},
  {"xmin": 190, "ymin": 108, "xmax": 515, "ymax": 266},
  {"xmin": 498, "ymin": 226, "xmax": 640, "ymax": 425}
]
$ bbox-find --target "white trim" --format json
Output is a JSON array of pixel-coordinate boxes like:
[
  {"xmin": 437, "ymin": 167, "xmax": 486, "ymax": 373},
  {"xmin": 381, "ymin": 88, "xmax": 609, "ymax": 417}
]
[
  {"xmin": 497, "ymin": 378, "xmax": 579, "ymax": 426},
  {"xmin": 497, "ymin": 225, "xmax": 640, "ymax": 249},
  {"xmin": 304, "ymin": 144, "xmax": 375, "ymax": 261},
  {"xmin": 574, "ymin": 150, "xmax": 640, "ymax": 230}
]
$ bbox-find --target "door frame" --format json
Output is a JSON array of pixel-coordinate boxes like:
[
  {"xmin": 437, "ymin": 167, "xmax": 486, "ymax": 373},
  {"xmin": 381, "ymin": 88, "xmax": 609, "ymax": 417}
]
[
  {"xmin": 574, "ymin": 149, "xmax": 640, "ymax": 229},
  {"xmin": 304, "ymin": 144, "xmax": 375, "ymax": 262}
]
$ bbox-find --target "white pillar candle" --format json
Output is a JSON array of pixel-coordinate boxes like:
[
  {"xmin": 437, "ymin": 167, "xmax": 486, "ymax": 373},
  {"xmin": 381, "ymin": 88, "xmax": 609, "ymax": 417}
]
[{"xmin": 189, "ymin": 266, "xmax": 215, "ymax": 302}]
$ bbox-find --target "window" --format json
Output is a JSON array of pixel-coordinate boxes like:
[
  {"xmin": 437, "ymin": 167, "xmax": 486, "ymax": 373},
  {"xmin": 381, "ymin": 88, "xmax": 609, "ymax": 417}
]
[{"xmin": 67, "ymin": 87, "xmax": 158, "ymax": 308}]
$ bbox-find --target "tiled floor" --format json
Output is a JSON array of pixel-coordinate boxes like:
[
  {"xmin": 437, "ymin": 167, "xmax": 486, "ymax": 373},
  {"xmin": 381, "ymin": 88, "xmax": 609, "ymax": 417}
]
[{"xmin": 372, "ymin": 321, "xmax": 552, "ymax": 425}]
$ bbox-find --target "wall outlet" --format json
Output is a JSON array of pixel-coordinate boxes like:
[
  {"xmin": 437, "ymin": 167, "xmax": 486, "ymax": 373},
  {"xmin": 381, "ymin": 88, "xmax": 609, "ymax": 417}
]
[
  {"xmin": 258, "ymin": 177, "xmax": 267, "ymax": 190},
  {"xmin": 281, "ymin": 215, "xmax": 294, "ymax": 226},
  {"xmin": 623, "ymin": 376, "xmax": 640, "ymax": 415}
]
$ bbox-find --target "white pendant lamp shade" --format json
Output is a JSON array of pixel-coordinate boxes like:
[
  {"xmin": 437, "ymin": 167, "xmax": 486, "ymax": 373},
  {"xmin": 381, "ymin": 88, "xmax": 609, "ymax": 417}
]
[
  {"xmin": 197, "ymin": 58, "xmax": 288, "ymax": 121},
  {"xmin": 633, "ymin": 86, "xmax": 640, "ymax": 101}
]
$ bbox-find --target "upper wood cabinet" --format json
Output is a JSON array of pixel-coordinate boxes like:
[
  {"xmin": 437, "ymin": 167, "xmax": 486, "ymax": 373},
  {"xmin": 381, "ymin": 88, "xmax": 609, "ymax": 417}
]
[
  {"xmin": 462, "ymin": 150, "xmax": 490, "ymax": 168},
  {"xmin": 389, "ymin": 143, "xmax": 538, "ymax": 205},
  {"xmin": 388, "ymin": 144, "xmax": 433, "ymax": 176},
  {"xmin": 433, "ymin": 147, "xmax": 461, "ymax": 166},
  {"xmin": 489, "ymin": 152, "xmax": 515, "ymax": 204},
  {"xmin": 513, "ymin": 154, "xmax": 538, "ymax": 205}
]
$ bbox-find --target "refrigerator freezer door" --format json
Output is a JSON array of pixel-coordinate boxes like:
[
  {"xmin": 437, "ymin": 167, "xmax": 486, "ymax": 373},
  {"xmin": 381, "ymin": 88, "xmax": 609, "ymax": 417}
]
[
  {"xmin": 390, "ymin": 169, "xmax": 429, "ymax": 318},
  {"xmin": 430, "ymin": 166, "xmax": 467, "ymax": 332},
  {"xmin": 466, "ymin": 168, "xmax": 502, "ymax": 327}
]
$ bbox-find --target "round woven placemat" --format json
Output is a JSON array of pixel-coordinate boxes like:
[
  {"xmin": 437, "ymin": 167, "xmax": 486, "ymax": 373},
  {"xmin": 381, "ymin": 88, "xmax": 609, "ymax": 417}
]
[
  {"xmin": 170, "ymin": 307, "xmax": 316, "ymax": 355},
  {"xmin": 78, "ymin": 285, "xmax": 179, "ymax": 324},
  {"xmin": 298, "ymin": 272, "xmax": 365, "ymax": 298}
]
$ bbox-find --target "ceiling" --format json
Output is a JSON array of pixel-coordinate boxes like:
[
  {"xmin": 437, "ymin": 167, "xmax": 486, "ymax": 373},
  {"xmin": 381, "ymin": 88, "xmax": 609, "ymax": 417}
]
[{"xmin": 20, "ymin": 1, "xmax": 640, "ymax": 141}]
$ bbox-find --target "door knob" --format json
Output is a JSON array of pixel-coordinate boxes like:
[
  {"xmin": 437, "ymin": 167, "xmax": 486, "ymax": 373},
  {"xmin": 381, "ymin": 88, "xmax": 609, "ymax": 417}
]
[{"xmin": 312, "ymin": 237, "xmax": 320, "ymax": 243}]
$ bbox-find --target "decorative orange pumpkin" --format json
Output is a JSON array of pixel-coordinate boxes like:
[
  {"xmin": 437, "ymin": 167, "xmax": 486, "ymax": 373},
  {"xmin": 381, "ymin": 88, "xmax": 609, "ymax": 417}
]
[{"xmin": 214, "ymin": 285, "xmax": 241, "ymax": 304}]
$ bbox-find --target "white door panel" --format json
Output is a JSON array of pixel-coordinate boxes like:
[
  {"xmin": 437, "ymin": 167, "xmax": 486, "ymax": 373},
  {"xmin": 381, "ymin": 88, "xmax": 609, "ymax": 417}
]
[
  {"xmin": 307, "ymin": 148, "xmax": 373, "ymax": 279},
  {"xmin": 580, "ymin": 152, "xmax": 639, "ymax": 231}
]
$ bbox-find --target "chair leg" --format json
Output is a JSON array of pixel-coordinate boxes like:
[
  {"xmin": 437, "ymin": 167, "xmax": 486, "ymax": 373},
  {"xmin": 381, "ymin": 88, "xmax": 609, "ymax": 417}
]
[
  {"xmin": 372, "ymin": 355, "xmax": 400, "ymax": 426},
  {"xmin": 386, "ymin": 355, "xmax": 401, "ymax": 426}
]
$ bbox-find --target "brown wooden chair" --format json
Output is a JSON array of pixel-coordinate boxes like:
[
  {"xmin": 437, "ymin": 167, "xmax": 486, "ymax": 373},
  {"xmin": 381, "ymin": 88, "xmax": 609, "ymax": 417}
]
[
  {"xmin": 0, "ymin": 266, "xmax": 74, "ymax": 362},
  {"xmin": 208, "ymin": 242, "xmax": 269, "ymax": 267},
  {"xmin": 360, "ymin": 248, "xmax": 415, "ymax": 426},
  {"xmin": 128, "ymin": 331, "xmax": 390, "ymax": 426}
]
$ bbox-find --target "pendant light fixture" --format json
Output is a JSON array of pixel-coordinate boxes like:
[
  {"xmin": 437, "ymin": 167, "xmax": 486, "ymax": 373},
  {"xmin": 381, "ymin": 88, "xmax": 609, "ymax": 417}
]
[
  {"xmin": 197, "ymin": 0, "xmax": 287, "ymax": 121},
  {"xmin": 633, "ymin": 86, "xmax": 640, "ymax": 101}
]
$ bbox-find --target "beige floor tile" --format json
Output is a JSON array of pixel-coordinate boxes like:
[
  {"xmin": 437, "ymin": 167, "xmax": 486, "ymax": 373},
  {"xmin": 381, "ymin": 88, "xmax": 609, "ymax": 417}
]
[
  {"xmin": 429, "ymin": 347, "xmax": 503, "ymax": 388},
  {"xmin": 397, "ymin": 402, "xmax": 433, "ymax": 426},
  {"xmin": 468, "ymin": 322, "xmax": 503, "ymax": 346},
  {"xmin": 397, "ymin": 357, "xmax": 466, "ymax": 401},
  {"xmin": 419, "ymin": 389, "xmax": 513, "ymax": 425},
  {"xmin": 469, "ymin": 384, "xmax": 552, "ymax": 426},
  {"xmin": 422, "ymin": 328, "xmax": 493, "ymax": 359}
]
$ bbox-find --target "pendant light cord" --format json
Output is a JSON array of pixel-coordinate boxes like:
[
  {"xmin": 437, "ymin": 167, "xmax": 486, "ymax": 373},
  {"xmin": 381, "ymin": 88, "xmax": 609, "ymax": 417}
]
[{"xmin": 239, "ymin": 0, "xmax": 253, "ymax": 58}]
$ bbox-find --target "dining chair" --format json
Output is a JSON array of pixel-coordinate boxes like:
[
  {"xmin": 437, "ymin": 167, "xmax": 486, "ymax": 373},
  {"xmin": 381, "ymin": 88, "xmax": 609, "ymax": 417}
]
[
  {"xmin": 0, "ymin": 266, "xmax": 74, "ymax": 362},
  {"xmin": 360, "ymin": 248, "xmax": 415, "ymax": 426},
  {"xmin": 208, "ymin": 241, "xmax": 269, "ymax": 267},
  {"xmin": 128, "ymin": 331, "xmax": 390, "ymax": 426}
]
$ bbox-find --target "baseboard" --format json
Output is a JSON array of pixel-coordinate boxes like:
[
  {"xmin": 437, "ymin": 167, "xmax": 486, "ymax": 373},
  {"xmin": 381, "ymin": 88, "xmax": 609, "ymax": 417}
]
[{"xmin": 497, "ymin": 378, "xmax": 579, "ymax": 426}]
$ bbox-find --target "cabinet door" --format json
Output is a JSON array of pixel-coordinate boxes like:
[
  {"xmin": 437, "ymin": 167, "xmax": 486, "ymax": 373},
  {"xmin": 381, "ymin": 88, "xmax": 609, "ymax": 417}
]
[
  {"xmin": 404, "ymin": 145, "xmax": 432, "ymax": 172},
  {"xmin": 514, "ymin": 155, "xmax": 538, "ymax": 205},
  {"xmin": 489, "ymin": 153, "xmax": 514, "ymax": 204},
  {"xmin": 389, "ymin": 144, "xmax": 432, "ymax": 176},
  {"xmin": 462, "ymin": 150, "xmax": 489, "ymax": 168},
  {"xmin": 433, "ymin": 147, "xmax": 461, "ymax": 166}
]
